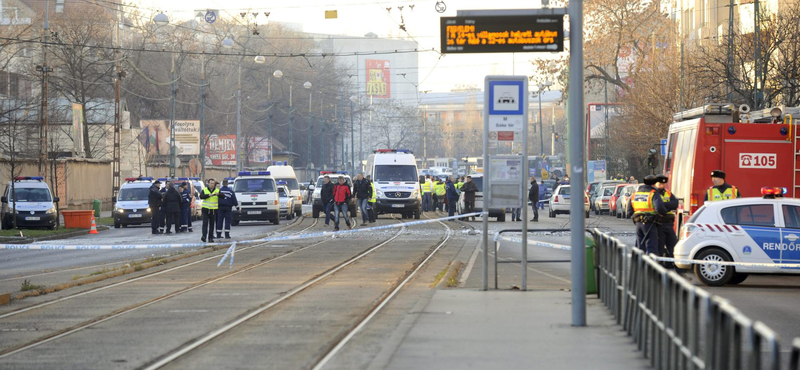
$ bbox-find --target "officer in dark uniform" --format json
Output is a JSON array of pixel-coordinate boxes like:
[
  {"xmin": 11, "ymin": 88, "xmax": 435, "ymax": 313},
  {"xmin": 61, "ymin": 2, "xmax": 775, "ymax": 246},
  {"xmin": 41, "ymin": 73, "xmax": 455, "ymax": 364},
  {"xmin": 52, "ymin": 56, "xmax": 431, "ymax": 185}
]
[
  {"xmin": 704, "ymin": 170, "xmax": 740, "ymax": 203},
  {"xmin": 654, "ymin": 174, "xmax": 679, "ymax": 267},
  {"xmin": 148, "ymin": 180, "xmax": 163, "ymax": 235},
  {"xmin": 179, "ymin": 182, "xmax": 192, "ymax": 232},
  {"xmin": 216, "ymin": 179, "xmax": 238, "ymax": 239},
  {"xmin": 627, "ymin": 175, "xmax": 668, "ymax": 256},
  {"xmin": 158, "ymin": 179, "xmax": 168, "ymax": 234}
]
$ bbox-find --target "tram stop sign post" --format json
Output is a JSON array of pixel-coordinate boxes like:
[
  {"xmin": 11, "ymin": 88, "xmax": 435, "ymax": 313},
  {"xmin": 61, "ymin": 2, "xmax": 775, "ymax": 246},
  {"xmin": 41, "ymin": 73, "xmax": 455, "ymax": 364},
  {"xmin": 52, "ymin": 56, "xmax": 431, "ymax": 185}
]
[{"xmin": 483, "ymin": 76, "xmax": 530, "ymax": 292}]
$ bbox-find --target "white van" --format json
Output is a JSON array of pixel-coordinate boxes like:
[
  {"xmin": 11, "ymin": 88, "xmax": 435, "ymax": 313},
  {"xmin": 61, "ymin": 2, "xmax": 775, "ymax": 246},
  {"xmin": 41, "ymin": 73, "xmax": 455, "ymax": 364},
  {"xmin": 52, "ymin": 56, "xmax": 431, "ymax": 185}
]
[
  {"xmin": 1, "ymin": 176, "xmax": 59, "ymax": 230},
  {"xmin": 366, "ymin": 149, "xmax": 421, "ymax": 219},
  {"xmin": 267, "ymin": 162, "xmax": 302, "ymax": 217},
  {"xmin": 232, "ymin": 171, "xmax": 280, "ymax": 225},
  {"xmin": 114, "ymin": 177, "xmax": 155, "ymax": 228}
]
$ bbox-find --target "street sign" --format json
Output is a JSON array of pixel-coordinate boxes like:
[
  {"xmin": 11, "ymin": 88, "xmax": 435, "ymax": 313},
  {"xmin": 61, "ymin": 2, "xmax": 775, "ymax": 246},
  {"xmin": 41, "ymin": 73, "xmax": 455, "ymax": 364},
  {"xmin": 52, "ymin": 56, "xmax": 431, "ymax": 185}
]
[
  {"xmin": 488, "ymin": 156, "xmax": 524, "ymax": 208},
  {"xmin": 440, "ymin": 15, "xmax": 564, "ymax": 54},
  {"xmin": 587, "ymin": 160, "xmax": 606, "ymax": 182},
  {"xmin": 660, "ymin": 139, "xmax": 667, "ymax": 156},
  {"xmin": 204, "ymin": 11, "xmax": 217, "ymax": 24},
  {"xmin": 486, "ymin": 80, "xmax": 524, "ymax": 143}
]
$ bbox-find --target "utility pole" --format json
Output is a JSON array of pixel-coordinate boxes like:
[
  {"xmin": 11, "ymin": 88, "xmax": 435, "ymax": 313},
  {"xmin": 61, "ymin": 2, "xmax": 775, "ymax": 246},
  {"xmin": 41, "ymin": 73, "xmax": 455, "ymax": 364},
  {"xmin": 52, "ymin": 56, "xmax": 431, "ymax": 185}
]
[
  {"xmin": 350, "ymin": 100, "xmax": 355, "ymax": 174},
  {"xmin": 37, "ymin": 0, "xmax": 50, "ymax": 180},
  {"xmin": 200, "ymin": 54, "xmax": 206, "ymax": 179},
  {"xmin": 603, "ymin": 79, "xmax": 608, "ymax": 163},
  {"xmin": 169, "ymin": 52, "xmax": 176, "ymax": 178},
  {"xmin": 289, "ymin": 85, "xmax": 294, "ymax": 163},
  {"xmin": 727, "ymin": 0, "xmax": 735, "ymax": 101},
  {"xmin": 754, "ymin": 0, "xmax": 761, "ymax": 109},
  {"xmin": 267, "ymin": 77, "xmax": 272, "ymax": 163},
  {"xmin": 112, "ymin": 2, "xmax": 123, "ymax": 200},
  {"xmin": 236, "ymin": 62, "xmax": 242, "ymax": 171}
]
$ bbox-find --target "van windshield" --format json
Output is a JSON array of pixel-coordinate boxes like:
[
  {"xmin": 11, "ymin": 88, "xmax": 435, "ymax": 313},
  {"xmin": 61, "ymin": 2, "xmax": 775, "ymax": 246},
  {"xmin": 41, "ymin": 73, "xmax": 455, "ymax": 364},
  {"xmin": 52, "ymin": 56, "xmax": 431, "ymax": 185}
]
[
  {"xmin": 277, "ymin": 178, "xmax": 299, "ymax": 190},
  {"xmin": 234, "ymin": 179, "xmax": 276, "ymax": 193},
  {"xmin": 375, "ymin": 165, "xmax": 417, "ymax": 182},
  {"xmin": 118, "ymin": 188, "xmax": 149, "ymax": 201},
  {"xmin": 9, "ymin": 187, "xmax": 52, "ymax": 202}
]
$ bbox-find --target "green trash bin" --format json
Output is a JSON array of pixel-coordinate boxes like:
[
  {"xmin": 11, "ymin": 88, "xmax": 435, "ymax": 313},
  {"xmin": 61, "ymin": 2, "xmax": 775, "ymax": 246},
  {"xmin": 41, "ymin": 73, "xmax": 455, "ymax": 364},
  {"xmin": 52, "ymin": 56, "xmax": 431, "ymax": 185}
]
[
  {"xmin": 585, "ymin": 236, "xmax": 597, "ymax": 295},
  {"xmin": 93, "ymin": 199, "xmax": 101, "ymax": 217}
]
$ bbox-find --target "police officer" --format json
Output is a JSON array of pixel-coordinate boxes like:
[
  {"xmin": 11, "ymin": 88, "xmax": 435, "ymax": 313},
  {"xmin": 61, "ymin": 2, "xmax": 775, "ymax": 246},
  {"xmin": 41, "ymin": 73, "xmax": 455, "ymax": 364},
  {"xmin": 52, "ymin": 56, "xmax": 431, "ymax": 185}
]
[
  {"xmin": 200, "ymin": 178, "xmax": 220, "ymax": 243},
  {"xmin": 654, "ymin": 174, "xmax": 679, "ymax": 266},
  {"xmin": 367, "ymin": 175, "xmax": 377, "ymax": 223},
  {"xmin": 179, "ymin": 182, "xmax": 192, "ymax": 233},
  {"xmin": 216, "ymin": 179, "xmax": 237, "ymax": 239},
  {"xmin": 704, "ymin": 170, "xmax": 740, "ymax": 203},
  {"xmin": 422, "ymin": 175, "xmax": 433, "ymax": 212},
  {"xmin": 627, "ymin": 175, "xmax": 668, "ymax": 255},
  {"xmin": 158, "ymin": 179, "xmax": 168, "ymax": 234},
  {"xmin": 148, "ymin": 180, "xmax": 163, "ymax": 235}
]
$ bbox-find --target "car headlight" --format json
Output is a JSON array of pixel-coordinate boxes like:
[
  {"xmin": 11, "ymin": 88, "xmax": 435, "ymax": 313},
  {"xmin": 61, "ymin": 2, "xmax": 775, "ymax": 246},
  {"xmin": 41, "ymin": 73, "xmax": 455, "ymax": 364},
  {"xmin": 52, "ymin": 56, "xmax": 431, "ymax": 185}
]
[
  {"xmin": 46, "ymin": 207, "xmax": 56, "ymax": 215},
  {"xmin": 377, "ymin": 190, "xmax": 385, "ymax": 198},
  {"xmin": 146, "ymin": 207, "xmax": 151, "ymax": 213},
  {"xmin": 116, "ymin": 208, "xmax": 124, "ymax": 214},
  {"xmin": 411, "ymin": 190, "xmax": 419, "ymax": 198}
]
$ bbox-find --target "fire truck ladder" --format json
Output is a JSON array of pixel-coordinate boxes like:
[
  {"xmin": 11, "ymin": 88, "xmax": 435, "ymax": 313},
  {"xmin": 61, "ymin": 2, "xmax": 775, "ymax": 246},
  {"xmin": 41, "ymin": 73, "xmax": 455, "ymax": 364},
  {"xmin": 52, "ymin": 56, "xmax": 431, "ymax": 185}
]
[{"xmin": 791, "ymin": 115, "xmax": 799, "ymax": 197}]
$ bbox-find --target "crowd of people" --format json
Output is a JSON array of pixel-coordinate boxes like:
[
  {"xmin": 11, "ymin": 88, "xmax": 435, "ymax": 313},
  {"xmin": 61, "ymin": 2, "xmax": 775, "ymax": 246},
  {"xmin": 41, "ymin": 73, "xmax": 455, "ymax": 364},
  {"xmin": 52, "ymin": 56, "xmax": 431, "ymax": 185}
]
[{"xmin": 147, "ymin": 178, "xmax": 238, "ymax": 243}]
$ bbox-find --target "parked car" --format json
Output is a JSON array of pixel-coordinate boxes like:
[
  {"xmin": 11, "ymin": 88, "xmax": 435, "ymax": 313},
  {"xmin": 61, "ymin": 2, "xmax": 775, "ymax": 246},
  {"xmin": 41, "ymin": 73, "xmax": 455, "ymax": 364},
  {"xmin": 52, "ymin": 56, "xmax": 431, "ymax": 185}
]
[
  {"xmin": 277, "ymin": 184, "xmax": 295, "ymax": 220},
  {"xmin": 616, "ymin": 184, "xmax": 642, "ymax": 219},
  {"xmin": 588, "ymin": 180, "xmax": 623, "ymax": 212},
  {"xmin": 549, "ymin": 185, "xmax": 590, "ymax": 218},
  {"xmin": 456, "ymin": 174, "xmax": 505, "ymax": 221},
  {"xmin": 608, "ymin": 184, "xmax": 629, "ymax": 217},
  {"xmin": 593, "ymin": 185, "xmax": 617, "ymax": 215}
]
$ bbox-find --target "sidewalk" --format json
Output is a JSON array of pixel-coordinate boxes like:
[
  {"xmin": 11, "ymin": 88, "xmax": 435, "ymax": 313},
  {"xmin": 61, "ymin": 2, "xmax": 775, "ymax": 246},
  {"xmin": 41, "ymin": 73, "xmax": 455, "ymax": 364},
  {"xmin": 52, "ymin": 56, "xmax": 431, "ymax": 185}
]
[{"xmin": 383, "ymin": 289, "xmax": 650, "ymax": 370}]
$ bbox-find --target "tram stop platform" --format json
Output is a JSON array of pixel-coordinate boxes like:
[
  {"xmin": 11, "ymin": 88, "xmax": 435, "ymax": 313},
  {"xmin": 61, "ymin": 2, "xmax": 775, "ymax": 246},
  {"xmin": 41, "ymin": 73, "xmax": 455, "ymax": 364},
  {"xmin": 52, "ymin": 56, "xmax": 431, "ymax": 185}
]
[{"xmin": 382, "ymin": 290, "xmax": 651, "ymax": 370}]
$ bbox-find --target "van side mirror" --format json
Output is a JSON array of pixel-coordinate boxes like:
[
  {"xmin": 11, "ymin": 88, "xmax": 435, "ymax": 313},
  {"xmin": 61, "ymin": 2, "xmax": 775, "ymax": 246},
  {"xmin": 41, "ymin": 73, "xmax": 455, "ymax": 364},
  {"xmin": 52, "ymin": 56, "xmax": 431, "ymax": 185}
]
[{"xmin": 1, "ymin": 196, "xmax": 6, "ymax": 203}]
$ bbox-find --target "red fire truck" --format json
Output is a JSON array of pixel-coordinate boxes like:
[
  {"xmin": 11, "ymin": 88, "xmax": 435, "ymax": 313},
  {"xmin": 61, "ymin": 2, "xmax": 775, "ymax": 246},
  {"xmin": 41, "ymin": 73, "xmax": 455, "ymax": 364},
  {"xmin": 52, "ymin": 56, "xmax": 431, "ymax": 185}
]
[{"xmin": 664, "ymin": 103, "xmax": 798, "ymax": 229}]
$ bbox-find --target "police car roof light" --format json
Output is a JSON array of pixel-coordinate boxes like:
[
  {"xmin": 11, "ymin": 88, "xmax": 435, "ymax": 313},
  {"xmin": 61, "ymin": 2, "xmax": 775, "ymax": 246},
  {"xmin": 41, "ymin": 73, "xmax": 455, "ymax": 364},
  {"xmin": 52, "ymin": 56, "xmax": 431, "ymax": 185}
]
[
  {"xmin": 141, "ymin": 177, "xmax": 154, "ymax": 181},
  {"xmin": 337, "ymin": 171, "xmax": 348, "ymax": 174},
  {"xmin": 190, "ymin": 177, "xmax": 200, "ymax": 180},
  {"xmin": 320, "ymin": 171, "xmax": 333, "ymax": 174},
  {"xmin": 157, "ymin": 178, "xmax": 167, "ymax": 181},
  {"xmin": 238, "ymin": 171, "xmax": 252, "ymax": 176},
  {"xmin": 375, "ymin": 149, "xmax": 393, "ymax": 153},
  {"xmin": 395, "ymin": 149, "xmax": 412, "ymax": 153},
  {"xmin": 272, "ymin": 161, "xmax": 276, "ymax": 165},
  {"xmin": 257, "ymin": 171, "xmax": 271, "ymax": 175},
  {"xmin": 283, "ymin": 161, "xmax": 288, "ymax": 165},
  {"xmin": 277, "ymin": 180, "xmax": 287, "ymax": 185},
  {"xmin": 177, "ymin": 177, "xmax": 189, "ymax": 180},
  {"xmin": 761, "ymin": 187, "xmax": 784, "ymax": 197},
  {"xmin": 14, "ymin": 176, "xmax": 43, "ymax": 181},
  {"xmin": 124, "ymin": 178, "xmax": 138, "ymax": 181}
]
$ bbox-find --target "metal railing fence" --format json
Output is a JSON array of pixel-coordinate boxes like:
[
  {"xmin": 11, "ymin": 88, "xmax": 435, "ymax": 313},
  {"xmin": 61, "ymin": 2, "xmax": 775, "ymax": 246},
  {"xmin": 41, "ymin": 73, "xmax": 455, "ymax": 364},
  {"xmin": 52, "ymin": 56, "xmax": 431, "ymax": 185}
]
[{"xmin": 592, "ymin": 229, "xmax": 800, "ymax": 370}]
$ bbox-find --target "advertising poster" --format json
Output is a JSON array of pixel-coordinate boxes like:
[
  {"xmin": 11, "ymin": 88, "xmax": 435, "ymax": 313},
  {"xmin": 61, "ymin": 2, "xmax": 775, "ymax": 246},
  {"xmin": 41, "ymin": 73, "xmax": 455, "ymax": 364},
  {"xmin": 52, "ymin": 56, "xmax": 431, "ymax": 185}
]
[
  {"xmin": 206, "ymin": 134, "xmax": 237, "ymax": 166},
  {"xmin": 140, "ymin": 120, "xmax": 201, "ymax": 156},
  {"xmin": 72, "ymin": 103, "xmax": 83, "ymax": 155},
  {"xmin": 247, "ymin": 137, "xmax": 272, "ymax": 163},
  {"xmin": 366, "ymin": 59, "xmax": 391, "ymax": 98}
]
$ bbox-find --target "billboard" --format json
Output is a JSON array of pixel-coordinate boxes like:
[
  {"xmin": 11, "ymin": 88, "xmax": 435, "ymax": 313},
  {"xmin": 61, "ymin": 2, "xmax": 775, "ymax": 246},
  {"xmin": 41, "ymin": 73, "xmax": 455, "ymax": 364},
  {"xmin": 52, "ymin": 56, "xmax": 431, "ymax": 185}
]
[
  {"xmin": 366, "ymin": 59, "xmax": 390, "ymax": 98},
  {"xmin": 206, "ymin": 134, "xmax": 236, "ymax": 166},
  {"xmin": 246, "ymin": 137, "xmax": 272, "ymax": 163},
  {"xmin": 140, "ymin": 119, "xmax": 201, "ymax": 156}
]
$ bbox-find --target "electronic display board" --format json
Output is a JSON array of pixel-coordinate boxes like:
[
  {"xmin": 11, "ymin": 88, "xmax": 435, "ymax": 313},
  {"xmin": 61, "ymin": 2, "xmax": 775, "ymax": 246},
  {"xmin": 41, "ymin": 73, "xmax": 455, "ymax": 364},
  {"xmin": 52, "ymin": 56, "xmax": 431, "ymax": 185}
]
[{"xmin": 440, "ymin": 15, "xmax": 564, "ymax": 53}]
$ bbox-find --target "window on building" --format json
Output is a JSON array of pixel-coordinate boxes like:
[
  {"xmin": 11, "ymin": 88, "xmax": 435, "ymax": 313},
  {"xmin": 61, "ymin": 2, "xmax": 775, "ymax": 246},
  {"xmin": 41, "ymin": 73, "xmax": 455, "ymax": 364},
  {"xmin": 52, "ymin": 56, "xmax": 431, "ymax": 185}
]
[
  {"xmin": 55, "ymin": 0, "xmax": 65, "ymax": 13},
  {"xmin": 9, "ymin": 73, "xmax": 18, "ymax": 98},
  {"xmin": 454, "ymin": 112, "xmax": 461, "ymax": 121},
  {"xmin": 0, "ymin": 71, "xmax": 7, "ymax": 96}
]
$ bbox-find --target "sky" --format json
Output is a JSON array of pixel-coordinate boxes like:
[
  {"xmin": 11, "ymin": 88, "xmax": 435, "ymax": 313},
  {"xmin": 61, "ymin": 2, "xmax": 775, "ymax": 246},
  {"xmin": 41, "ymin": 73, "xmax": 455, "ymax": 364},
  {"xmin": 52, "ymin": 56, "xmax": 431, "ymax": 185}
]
[{"xmin": 134, "ymin": 0, "xmax": 565, "ymax": 93}]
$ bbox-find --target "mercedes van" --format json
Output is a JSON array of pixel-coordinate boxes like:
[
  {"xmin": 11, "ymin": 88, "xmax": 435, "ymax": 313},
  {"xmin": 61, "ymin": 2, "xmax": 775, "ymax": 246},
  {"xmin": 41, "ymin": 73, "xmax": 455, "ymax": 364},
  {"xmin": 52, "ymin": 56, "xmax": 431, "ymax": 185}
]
[{"xmin": 366, "ymin": 149, "xmax": 421, "ymax": 219}]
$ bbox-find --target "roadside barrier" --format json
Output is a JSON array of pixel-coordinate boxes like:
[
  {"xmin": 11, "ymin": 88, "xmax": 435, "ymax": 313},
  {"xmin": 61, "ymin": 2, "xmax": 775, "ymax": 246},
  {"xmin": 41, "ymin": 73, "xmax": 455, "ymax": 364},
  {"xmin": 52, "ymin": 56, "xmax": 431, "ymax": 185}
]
[
  {"xmin": 591, "ymin": 229, "xmax": 800, "ymax": 370},
  {"xmin": 0, "ymin": 213, "xmax": 484, "ymax": 251}
]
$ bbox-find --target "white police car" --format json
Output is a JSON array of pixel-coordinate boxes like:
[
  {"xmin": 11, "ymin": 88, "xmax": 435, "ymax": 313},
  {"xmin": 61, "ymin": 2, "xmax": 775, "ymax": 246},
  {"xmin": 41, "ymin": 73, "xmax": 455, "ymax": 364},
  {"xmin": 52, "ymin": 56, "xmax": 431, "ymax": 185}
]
[
  {"xmin": 277, "ymin": 183, "xmax": 295, "ymax": 220},
  {"xmin": 114, "ymin": 177, "xmax": 155, "ymax": 228},
  {"xmin": 1, "ymin": 176, "xmax": 59, "ymax": 229},
  {"xmin": 675, "ymin": 187, "xmax": 800, "ymax": 286}
]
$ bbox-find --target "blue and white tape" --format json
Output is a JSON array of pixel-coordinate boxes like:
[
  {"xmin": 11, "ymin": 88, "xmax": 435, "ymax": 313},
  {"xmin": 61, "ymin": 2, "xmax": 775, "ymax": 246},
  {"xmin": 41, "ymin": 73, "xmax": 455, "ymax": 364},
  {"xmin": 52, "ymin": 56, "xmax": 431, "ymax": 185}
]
[
  {"xmin": 495, "ymin": 235, "xmax": 573, "ymax": 251},
  {"xmin": 1, "ymin": 213, "xmax": 486, "ymax": 251}
]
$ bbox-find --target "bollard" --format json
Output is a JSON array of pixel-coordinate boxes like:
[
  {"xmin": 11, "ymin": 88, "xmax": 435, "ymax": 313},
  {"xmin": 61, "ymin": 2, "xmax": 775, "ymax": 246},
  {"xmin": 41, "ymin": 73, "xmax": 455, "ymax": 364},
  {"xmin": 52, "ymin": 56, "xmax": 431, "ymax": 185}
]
[
  {"xmin": 585, "ymin": 236, "xmax": 597, "ymax": 294},
  {"xmin": 92, "ymin": 199, "xmax": 101, "ymax": 217}
]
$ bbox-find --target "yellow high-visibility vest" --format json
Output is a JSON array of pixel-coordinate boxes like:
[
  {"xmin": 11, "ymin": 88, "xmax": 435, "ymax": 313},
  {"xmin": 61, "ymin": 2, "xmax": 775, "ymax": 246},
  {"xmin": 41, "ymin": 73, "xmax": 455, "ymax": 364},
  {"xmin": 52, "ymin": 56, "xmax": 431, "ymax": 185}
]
[
  {"xmin": 434, "ymin": 182, "xmax": 446, "ymax": 196},
  {"xmin": 202, "ymin": 187, "xmax": 220, "ymax": 210},
  {"xmin": 631, "ymin": 190, "xmax": 656, "ymax": 215},
  {"xmin": 707, "ymin": 186, "xmax": 738, "ymax": 201},
  {"xmin": 369, "ymin": 182, "xmax": 377, "ymax": 203}
]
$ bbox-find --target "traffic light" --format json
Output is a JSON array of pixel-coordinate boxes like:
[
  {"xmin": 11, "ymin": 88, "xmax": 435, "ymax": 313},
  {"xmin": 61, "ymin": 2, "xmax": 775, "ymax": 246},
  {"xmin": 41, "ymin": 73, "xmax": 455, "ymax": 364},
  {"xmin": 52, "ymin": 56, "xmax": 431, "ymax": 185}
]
[
  {"xmin": 554, "ymin": 133, "xmax": 559, "ymax": 141},
  {"xmin": 647, "ymin": 149, "xmax": 657, "ymax": 170}
]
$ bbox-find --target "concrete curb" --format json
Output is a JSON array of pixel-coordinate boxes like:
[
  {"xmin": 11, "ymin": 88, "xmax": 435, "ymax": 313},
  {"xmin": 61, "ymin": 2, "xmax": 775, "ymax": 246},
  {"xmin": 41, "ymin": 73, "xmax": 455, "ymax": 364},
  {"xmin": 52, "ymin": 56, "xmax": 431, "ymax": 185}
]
[
  {"xmin": 435, "ymin": 260, "xmax": 463, "ymax": 289},
  {"xmin": 0, "ymin": 226, "xmax": 111, "ymax": 245}
]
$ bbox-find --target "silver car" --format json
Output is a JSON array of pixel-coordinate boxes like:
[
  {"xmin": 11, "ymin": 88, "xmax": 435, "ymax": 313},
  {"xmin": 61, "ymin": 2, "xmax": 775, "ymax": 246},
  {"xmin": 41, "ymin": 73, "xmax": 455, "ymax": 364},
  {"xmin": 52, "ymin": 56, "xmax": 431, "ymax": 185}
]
[
  {"xmin": 593, "ymin": 185, "xmax": 616, "ymax": 215},
  {"xmin": 277, "ymin": 185, "xmax": 295, "ymax": 220}
]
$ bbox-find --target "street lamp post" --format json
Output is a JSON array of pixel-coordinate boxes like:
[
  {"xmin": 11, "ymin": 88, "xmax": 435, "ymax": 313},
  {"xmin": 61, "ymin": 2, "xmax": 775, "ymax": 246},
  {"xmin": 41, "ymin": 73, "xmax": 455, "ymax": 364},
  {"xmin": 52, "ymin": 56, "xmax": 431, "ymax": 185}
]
[
  {"xmin": 349, "ymin": 95, "xmax": 357, "ymax": 174},
  {"xmin": 535, "ymin": 81, "xmax": 552, "ymax": 158},
  {"xmin": 272, "ymin": 70, "xmax": 283, "ymax": 163},
  {"xmin": 304, "ymin": 81, "xmax": 312, "ymax": 168}
]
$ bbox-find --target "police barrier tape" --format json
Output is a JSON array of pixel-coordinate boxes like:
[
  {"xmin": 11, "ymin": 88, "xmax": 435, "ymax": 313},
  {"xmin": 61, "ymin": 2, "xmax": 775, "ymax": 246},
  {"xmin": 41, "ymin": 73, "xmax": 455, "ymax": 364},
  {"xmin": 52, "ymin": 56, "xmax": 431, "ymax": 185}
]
[
  {"xmin": 0, "ymin": 213, "xmax": 486, "ymax": 251},
  {"xmin": 495, "ymin": 235, "xmax": 573, "ymax": 251}
]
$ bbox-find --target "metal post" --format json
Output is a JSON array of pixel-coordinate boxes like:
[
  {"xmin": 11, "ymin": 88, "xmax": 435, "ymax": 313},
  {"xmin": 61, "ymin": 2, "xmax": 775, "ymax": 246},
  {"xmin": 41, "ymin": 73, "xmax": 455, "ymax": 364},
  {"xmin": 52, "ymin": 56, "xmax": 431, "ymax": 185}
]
[
  {"xmin": 235, "ymin": 63, "xmax": 242, "ymax": 171},
  {"xmin": 350, "ymin": 101, "xmax": 355, "ymax": 174},
  {"xmin": 359, "ymin": 109, "xmax": 363, "ymax": 171},
  {"xmin": 200, "ymin": 55, "xmax": 206, "ymax": 179},
  {"xmin": 289, "ymin": 85, "xmax": 294, "ymax": 161},
  {"xmin": 482, "ymin": 79, "xmax": 489, "ymax": 291},
  {"xmin": 169, "ymin": 52, "xmax": 176, "ymax": 178},
  {"xmin": 539, "ymin": 91, "xmax": 544, "ymax": 155},
  {"xmin": 111, "ymin": 1, "xmax": 122, "ymax": 198},
  {"xmin": 604, "ymin": 79, "xmax": 608, "ymax": 163},
  {"xmin": 569, "ymin": 0, "xmax": 586, "ymax": 326},
  {"xmin": 521, "ymin": 80, "xmax": 529, "ymax": 292},
  {"xmin": 38, "ymin": 0, "xmax": 50, "ymax": 178},
  {"xmin": 754, "ymin": 0, "xmax": 761, "ymax": 108},
  {"xmin": 267, "ymin": 78, "xmax": 272, "ymax": 162}
]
